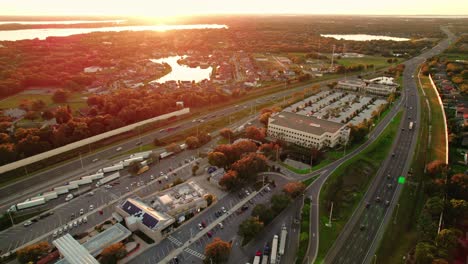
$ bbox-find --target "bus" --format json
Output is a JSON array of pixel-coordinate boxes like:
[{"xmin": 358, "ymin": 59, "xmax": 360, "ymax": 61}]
[
  {"xmin": 279, "ymin": 225, "xmax": 288, "ymax": 255},
  {"xmin": 270, "ymin": 235, "xmax": 279, "ymax": 264}
]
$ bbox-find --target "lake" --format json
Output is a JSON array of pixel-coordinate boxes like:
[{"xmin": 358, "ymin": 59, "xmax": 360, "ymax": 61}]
[
  {"xmin": 150, "ymin": 56, "xmax": 213, "ymax": 83},
  {"xmin": 321, "ymin": 34, "xmax": 410, "ymax": 41},
  {"xmin": 0, "ymin": 24, "xmax": 228, "ymax": 41}
]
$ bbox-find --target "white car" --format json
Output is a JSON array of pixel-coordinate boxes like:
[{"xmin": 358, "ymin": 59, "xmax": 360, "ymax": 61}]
[
  {"xmin": 58, "ymin": 228, "xmax": 63, "ymax": 235},
  {"xmin": 53, "ymin": 231, "xmax": 58, "ymax": 238},
  {"xmin": 92, "ymin": 158, "xmax": 99, "ymax": 163},
  {"xmin": 78, "ymin": 218, "xmax": 83, "ymax": 225},
  {"xmin": 83, "ymin": 216, "xmax": 88, "ymax": 223},
  {"xmin": 221, "ymin": 207, "xmax": 227, "ymax": 214},
  {"xmin": 198, "ymin": 223, "xmax": 203, "ymax": 230},
  {"xmin": 68, "ymin": 223, "xmax": 73, "ymax": 229},
  {"xmin": 116, "ymin": 147, "xmax": 122, "ymax": 151},
  {"xmin": 89, "ymin": 204, "xmax": 94, "ymax": 210},
  {"xmin": 150, "ymin": 175, "xmax": 154, "ymax": 180},
  {"xmin": 63, "ymin": 225, "xmax": 68, "ymax": 231},
  {"xmin": 104, "ymin": 184, "xmax": 112, "ymax": 189},
  {"xmin": 23, "ymin": 220, "xmax": 33, "ymax": 227},
  {"xmin": 79, "ymin": 208, "xmax": 84, "ymax": 215},
  {"xmin": 73, "ymin": 221, "xmax": 78, "ymax": 227}
]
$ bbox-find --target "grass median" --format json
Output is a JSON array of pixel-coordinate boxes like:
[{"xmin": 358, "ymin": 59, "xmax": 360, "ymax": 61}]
[
  {"xmin": 315, "ymin": 110, "xmax": 402, "ymax": 263},
  {"xmin": 296, "ymin": 197, "xmax": 311, "ymax": 264}
]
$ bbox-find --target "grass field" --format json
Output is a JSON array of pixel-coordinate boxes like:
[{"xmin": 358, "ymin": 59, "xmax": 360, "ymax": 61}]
[
  {"xmin": 375, "ymin": 71, "xmax": 448, "ymax": 263},
  {"xmin": 315, "ymin": 111, "xmax": 402, "ymax": 263},
  {"xmin": 0, "ymin": 91, "xmax": 88, "ymax": 111}
]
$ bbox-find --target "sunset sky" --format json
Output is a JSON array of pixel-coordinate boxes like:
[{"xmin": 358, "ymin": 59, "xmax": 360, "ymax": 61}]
[{"xmin": 1, "ymin": 0, "xmax": 467, "ymax": 17}]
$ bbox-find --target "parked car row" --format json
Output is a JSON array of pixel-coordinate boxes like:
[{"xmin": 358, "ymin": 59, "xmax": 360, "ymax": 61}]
[{"xmin": 52, "ymin": 216, "xmax": 88, "ymax": 238}]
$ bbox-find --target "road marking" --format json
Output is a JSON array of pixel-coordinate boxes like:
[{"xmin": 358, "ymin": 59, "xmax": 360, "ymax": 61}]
[{"xmin": 184, "ymin": 247, "xmax": 206, "ymax": 260}]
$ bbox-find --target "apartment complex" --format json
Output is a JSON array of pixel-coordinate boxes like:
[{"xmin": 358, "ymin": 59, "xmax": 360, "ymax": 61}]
[{"xmin": 267, "ymin": 111, "xmax": 350, "ymax": 149}]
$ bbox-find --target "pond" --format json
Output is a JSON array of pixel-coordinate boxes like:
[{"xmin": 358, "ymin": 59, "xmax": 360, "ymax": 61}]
[
  {"xmin": 321, "ymin": 34, "xmax": 410, "ymax": 41},
  {"xmin": 150, "ymin": 56, "xmax": 213, "ymax": 83}
]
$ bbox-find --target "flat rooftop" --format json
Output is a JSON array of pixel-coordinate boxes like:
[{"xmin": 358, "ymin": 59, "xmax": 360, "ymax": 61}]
[
  {"xmin": 269, "ymin": 111, "xmax": 346, "ymax": 135},
  {"xmin": 151, "ymin": 181, "xmax": 206, "ymax": 212}
]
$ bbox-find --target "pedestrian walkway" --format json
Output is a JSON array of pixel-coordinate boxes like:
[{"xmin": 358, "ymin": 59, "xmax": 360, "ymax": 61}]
[
  {"xmin": 184, "ymin": 247, "xmax": 206, "ymax": 260},
  {"xmin": 168, "ymin": 235, "xmax": 183, "ymax": 247}
]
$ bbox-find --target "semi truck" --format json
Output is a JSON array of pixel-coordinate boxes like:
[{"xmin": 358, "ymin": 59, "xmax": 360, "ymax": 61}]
[
  {"xmin": 96, "ymin": 172, "xmax": 120, "ymax": 187},
  {"xmin": 122, "ymin": 157, "xmax": 144, "ymax": 167},
  {"xmin": 53, "ymin": 186, "xmax": 70, "ymax": 195},
  {"xmin": 81, "ymin": 173, "xmax": 104, "ymax": 181},
  {"xmin": 131, "ymin": 151, "xmax": 153, "ymax": 159},
  {"xmin": 8, "ymin": 197, "xmax": 46, "ymax": 212},
  {"xmin": 41, "ymin": 191, "xmax": 58, "ymax": 201},
  {"xmin": 98, "ymin": 164, "xmax": 124, "ymax": 174},
  {"xmin": 159, "ymin": 151, "xmax": 174, "ymax": 159},
  {"xmin": 69, "ymin": 178, "xmax": 92, "ymax": 186},
  {"xmin": 409, "ymin": 121, "xmax": 414, "ymax": 130},
  {"xmin": 261, "ymin": 256, "xmax": 268, "ymax": 264},
  {"xmin": 64, "ymin": 183, "xmax": 78, "ymax": 190},
  {"xmin": 270, "ymin": 235, "xmax": 279, "ymax": 264},
  {"xmin": 252, "ymin": 256, "xmax": 261, "ymax": 264},
  {"xmin": 279, "ymin": 224, "xmax": 288, "ymax": 256}
]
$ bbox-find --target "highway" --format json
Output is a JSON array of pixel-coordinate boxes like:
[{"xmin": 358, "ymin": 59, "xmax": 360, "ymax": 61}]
[{"xmin": 322, "ymin": 27, "xmax": 456, "ymax": 264}]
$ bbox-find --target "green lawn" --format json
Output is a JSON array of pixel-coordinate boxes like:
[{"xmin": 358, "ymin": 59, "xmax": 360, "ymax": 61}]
[{"xmin": 315, "ymin": 111, "xmax": 402, "ymax": 263}]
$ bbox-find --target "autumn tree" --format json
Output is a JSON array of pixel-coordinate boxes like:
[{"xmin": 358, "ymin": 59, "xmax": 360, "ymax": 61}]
[
  {"xmin": 258, "ymin": 143, "xmax": 279, "ymax": 159},
  {"xmin": 100, "ymin": 242, "xmax": 127, "ymax": 264},
  {"xmin": 220, "ymin": 128, "xmax": 234, "ymax": 142},
  {"xmin": 197, "ymin": 132, "xmax": 212, "ymax": 145},
  {"xmin": 208, "ymin": 152, "xmax": 228, "ymax": 168},
  {"xmin": 17, "ymin": 241, "xmax": 50, "ymax": 264},
  {"xmin": 166, "ymin": 143, "xmax": 181, "ymax": 153},
  {"xmin": 186, "ymin": 136, "xmax": 200, "ymax": 149},
  {"xmin": 245, "ymin": 126, "xmax": 266, "ymax": 142},
  {"xmin": 204, "ymin": 194, "xmax": 215, "ymax": 206},
  {"xmin": 414, "ymin": 242, "xmax": 437, "ymax": 264},
  {"xmin": 252, "ymin": 203, "xmax": 274, "ymax": 224},
  {"xmin": 128, "ymin": 161, "xmax": 141, "ymax": 175},
  {"xmin": 238, "ymin": 217, "xmax": 264, "ymax": 243},
  {"xmin": 192, "ymin": 164, "xmax": 199, "ymax": 176},
  {"xmin": 204, "ymin": 238, "xmax": 232, "ymax": 264},
  {"xmin": 219, "ymin": 170, "xmax": 239, "ymax": 191},
  {"xmin": 231, "ymin": 153, "xmax": 268, "ymax": 182},
  {"xmin": 283, "ymin": 182, "xmax": 306, "ymax": 198},
  {"xmin": 424, "ymin": 196, "xmax": 444, "ymax": 217},
  {"xmin": 52, "ymin": 89, "xmax": 69, "ymax": 103},
  {"xmin": 55, "ymin": 106, "xmax": 72, "ymax": 124},
  {"xmin": 41, "ymin": 109, "xmax": 55, "ymax": 120},
  {"xmin": 426, "ymin": 160, "xmax": 447, "ymax": 177},
  {"xmin": 0, "ymin": 133, "xmax": 10, "ymax": 144},
  {"xmin": 435, "ymin": 228, "xmax": 462, "ymax": 257},
  {"xmin": 259, "ymin": 112, "xmax": 272, "ymax": 126}
]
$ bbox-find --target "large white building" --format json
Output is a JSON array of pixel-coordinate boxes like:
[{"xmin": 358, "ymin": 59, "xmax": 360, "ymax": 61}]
[
  {"xmin": 267, "ymin": 111, "xmax": 350, "ymax": 149},
  {"xmin": 336, "ymin": 78, "xmax": 397, "ymax": 96}
]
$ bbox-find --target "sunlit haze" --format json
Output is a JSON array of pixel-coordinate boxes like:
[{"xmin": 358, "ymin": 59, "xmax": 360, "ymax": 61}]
[{"xmin": 1, "ymin": 0, "xmax": 467, "ymax": 17}]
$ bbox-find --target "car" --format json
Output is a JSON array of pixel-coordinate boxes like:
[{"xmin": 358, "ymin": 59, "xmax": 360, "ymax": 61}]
[
  {"xmin": 135, "ymin": 141, "xmax": 142, "ymax": 145},
  {"xmin": 256, "ymin": 250, "xmax": 262, "ymax": 256},
  {"xmin": 63, "ymin": 225, "xmax": 68, "ymax": 231},
  {"xmin": 387, "ymin": 174, "xmax": 391, "ymax": 179},
  {"xmin": 402, "ymin": 128, "xmax": 405, "ymax": 131},
  {"xmin": 68, "ymin": 223, "xmax": 73, "ymax": 229},
  {"xmin": 192, "ymin": 119, "xmax": 197, "ymax": 123},
  {"xmin": 365, "ymin": 202, "xmax": 370, "ymax": 209},
  {"xmin": 86, "ymin": 191, "xmax": 94, "ymax": 196},
  {"xmin": 159, "ymin": 129, "xmax": 165, "ymax": 132},
  {"xmin": 245, "ymin": 190, "xmax": 250, "ymax": 196},
  {"xmin": 164, "ymin": 175, "xmax": 169, "ymax": 180},
  {"xmin": 92, "ymin": 158, "xmax": 99, "ymax": 163},
  {"xmin": 79, "ymin": 208, "xmax": 84, "ymax": 215},
  {"xmin": 150, "ymin": 175, "xmax": 154, "ymax": 180},
  {"xmin": 53, "ymin": 231, "xmax": 58, "ymax": 237},
  {"xmin": 221, "ymin": 207, "xmax": 227, "ymax": 214},
  {"xmin": 78, "ymin": 218, "xmax": 83, "ymax": 225},
  {"xmin": 360, "ymin": 225, "xmax": 366, "ymax": 231},
  {"xmin": 241, "ymin": 205, "xmax": 249, "ymax": 211},
  {"xmin": 235, "ymin": 105, "xmax": 239, "ymax": 108},
  {"xmin": 201, "ymin": 221, "xmax": 207, "ymax": 228},
  {"xmin": 207, "ymin": 231, "xmax": 213, "ymax": 238},
  {"xmin": 70, "ymin": 213, "xmax": 75, "ymax": 219},
  {"xmin": 385, "ymin": 200, "xmax": 390, "ymax": 206},
  {"xmin": 83, "ymin": 216, "xmax": 88, "ymax": 223},
  {"xmin": 387, "ymin": 184, "xmax": 393, "ymax": 189},
  {"xmin": 73, "ymin": 221, "xmax": 78, "ymax": 227},
  {"xmin": 58, "ymin": 228, "xmax": 63, "ymax": 235},
  {"xmin": 391, "ymin": 152, "xmax": 395, "ymax": 157},
  {"xmin": 89, "ymin": 204, "xmax": 94, "ymax": 210},
  {"xmin": 375, "ymin": 196, "xmax": 381, "ymax": 203},
  {"xmin": 116, "ymin": 147, "xmax": 122, "ymax": 152},
  {"xmin": 23, "ymin": 220, "xmax": 33, "ymax": 227},
  {"xmin": 218, "ymin": 223, "xmax": 224, "ymax": 229},
  {"xmin": 104, "ymin": 184, "xmax": 112, "ymax": 189},
  {"xmin": 198, "ymin": 223, "xmax": 203, "ymax": 230}
]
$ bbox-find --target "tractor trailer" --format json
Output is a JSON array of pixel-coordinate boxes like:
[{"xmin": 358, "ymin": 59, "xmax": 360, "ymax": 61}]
[{"xmin": 96, "ymin": 172, "xmax": 120, "ymax": 187}]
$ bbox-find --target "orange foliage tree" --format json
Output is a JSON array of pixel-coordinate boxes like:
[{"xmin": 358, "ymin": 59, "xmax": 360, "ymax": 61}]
[{"xmin": 204, "ymin": 238, "xmax": 232, "ymax": 264}]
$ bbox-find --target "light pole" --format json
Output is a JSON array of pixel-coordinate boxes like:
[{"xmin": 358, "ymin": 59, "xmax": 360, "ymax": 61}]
[
  {"xmin": 79, "ymin": 152, "xmax": 84, "ymax": 170},
  {"xmin": 393, "ymin": 203, "xmax": 400, "ymax": 224}
]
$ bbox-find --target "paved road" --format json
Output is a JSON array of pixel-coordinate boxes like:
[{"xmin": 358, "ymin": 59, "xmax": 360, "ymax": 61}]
[
  {"xmin": 323, "ymin": 27, "xmax": 456, "ymax": 264},
  {"xmin": 0, "ymin": 68, "xmax": 383, "ymax": 213}
]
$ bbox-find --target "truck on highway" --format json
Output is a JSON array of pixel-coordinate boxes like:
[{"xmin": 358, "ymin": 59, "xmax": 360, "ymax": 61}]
[
  {"xmin": 137, "ymin": 165, "xmax": 149, "ymax": 175},
  {"xmin": 279, "ymin": 224, "xmax": 288, "ymax": 256},
  {"xmin": 261, "ymin": 256, "xmax": 268, "ymax": 264},
  {"xmin": 41, "ymin": 191, "xmax": 58, "ymax": 201},
  {"xmin": 96, "ymin": 172, "xmax": 120, "ymax": 187},
  {"xmin": 252, "ymin": 256, "xmax": 261, "ymax": 264},
  {"xmin": 180, "ymin": 143, "xmax": 187, "ymax": 150},
  {"xmin": 98, "ymin": 164, "xmax": 124, "ymax": 174},
  {"xmin": 69, "ymin": 178, "xmax": 92, "ymax": 186},
  {"xmin": 53, "ymin": 185, "xmax": 70, "ymax": 195},
  {"xmin": 8, "ymin": 197, "xmax": 46, "ymax": 212},
  {"xmin": 270, "ymin": 235, "xmax": 279, "ymax": 264},
  {"xmin": 122, "ymin": 156, "xmax": 144, "ymax": 167},
  {"xmin": 64, "ymin": 183, "xmax": 78, "ymax": 190},
  {"xmin": 159, "ymin": 151, "xmax": 174, "ymax": 159},
  {"xmin": 131, "ymin": 151, "xmax": 153, "ymax": 159},
  {"xmin": 81, "ymin": 173, "xmax": 104, "ymax": 181},
  {"xmin": 409, "ymin": 121, "xmax": 414, "ymax": 130}
]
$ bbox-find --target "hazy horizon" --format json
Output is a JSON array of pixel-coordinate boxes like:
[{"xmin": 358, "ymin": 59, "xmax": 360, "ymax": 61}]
[{"xmin": 1, "ymin": 0, "xmax": 467, "ymax": 17}]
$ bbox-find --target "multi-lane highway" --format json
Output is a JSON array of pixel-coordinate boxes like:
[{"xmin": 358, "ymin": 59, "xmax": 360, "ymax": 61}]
[{"xmin": 322, "ymin": 27, "xmax": 456, "ymax": 264}]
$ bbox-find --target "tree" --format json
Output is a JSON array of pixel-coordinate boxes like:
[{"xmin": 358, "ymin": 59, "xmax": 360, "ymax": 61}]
[
  {"xmin": 153, "ymin": 138, "xmax": 164, "ymax": 146},
  {"xmin": 448, "ymin": 199, "xmax": 468, "ymax": 225},
  {"xmin": 41, "ymin": 109, "xmax": 55, "ymax": 120},
  {"xmin": 128, "ymin": 161, "xmax": 140, "ymax": 175},
  {"xmin": 0, "ymin": 133, "xmax": 10, "ymax": 144},
  {"xmin": 252, "ymin": 203, "xmax": 274, "ymax": 224},
  {"xmin": 17, "ymin": 241, "xmax": 50, "ymax": 264},
  {"xmin": 52, "ymin": 89, "xmax": 69, "ymax": 103},
  {"xmin": 245, "ymin": 126, "xmax": 266, "ymax": 142},
  {"xmin": 166, "ymin": 143, "xmax": 181, "ymax": 153},
  {"xmin": 271, "ymin": 194, "xmax": 291, "ymax": 214},
  {"xmin": 198, "ymin": 132, "xmax": 212, "ymax": 145},
  {"xmin": 220, "ymin": 128, "xmax": 234, "ymax": 142},
  {"xmin": 24, "ymin": 110, "xmax": 39, "ymax": 120},
  {"xmin": 259, "ymin": 112, "xmax": 272, "ymax": 126},
  {"xmin": 283, "ymin": 182, "xmax": 306, "ymax": 198},
  {"xmin": 424, "ymin": 196, "xmax": 444, "ymax": 216},
  {"xmin": 186, "ymin": 136, "xmax": 200, "ymax": 149},
  {"xmin": 205, "ymin": 194, "xmax": 215, "ymax": 206},
  {"xmin": 192, "ymin": 164, "xmax": 199, "ymax": 176},
  {"xmin": 426, "ymin": 160, "xmax": 446, "ymax": 176},
  {"xmin": 435, "ymin": 228, "xmax": 462, "ymax": 254},
  {"xmin": 100, "ymin": 242, "xmax": 127, "ymax": 264},
  {"xmin": 238, "ymin": 217, "xmax": 264, "ymax": 242},
  {"xmin": 231, "ymin": 153, "xmax": 268, "ymax": 182},
  {"xmin": 219, "ymin": 170, "xmax": 239, "ymax": 191},
  {"xmin": 208, "ymin": 152, "xmax": 228, "ymax": 168},
  {"xmin": 55, "ymin": 106, "xmax": 72, "ymax": 124},
  {"xmin": 204, "ymin": 238, "xmax": 232, "ymax": 264},
  {"xmin": 414, "ymin": 242, "xmax": 437, "ymax": 264}
]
